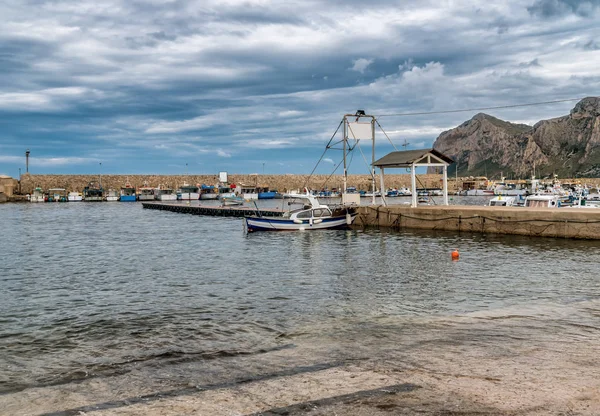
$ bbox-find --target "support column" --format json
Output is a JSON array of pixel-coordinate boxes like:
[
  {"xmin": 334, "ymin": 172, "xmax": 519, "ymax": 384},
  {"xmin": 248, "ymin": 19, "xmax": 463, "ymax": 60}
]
[
  {"xmin": 411, "ymin": 164, "xmax": 417, "ymax": 207},
  {"xmin": 379, "ymin": 167, "xmax": 386, "ymax": 206},
  {"xmin": 443, "ymin": 164, "xmax": 449, "ymax": 205}
]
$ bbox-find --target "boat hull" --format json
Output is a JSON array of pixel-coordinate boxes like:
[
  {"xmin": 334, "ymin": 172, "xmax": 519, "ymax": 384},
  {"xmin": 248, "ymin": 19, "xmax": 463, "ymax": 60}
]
[
  {"xmin": 200, "ymin": 193, "xmax": 219, "ymax": 200},
  {"xmin": 156, "ymin": 194, "xmax": 177, "ymax": 201},
  {"xmin": 179, "ymin": 192, "xmax": 200, "ymax": 200},
  {"xmin": 245, "ymin": 213, "xmax": 357, "ymax": 232},
  {"xmin": 138, "ymin": 194, "xmax": 154, "ymax": 201},
  {"xmin": 120, "ymin": 195, "xmax": 137, "ymax": 202}
]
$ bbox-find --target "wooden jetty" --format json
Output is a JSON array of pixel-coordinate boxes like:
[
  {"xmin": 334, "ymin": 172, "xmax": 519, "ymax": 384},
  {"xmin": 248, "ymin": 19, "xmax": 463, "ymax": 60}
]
[{"xmin": 142, "ymin": 202, "xmax": 284, "ymax": 218}]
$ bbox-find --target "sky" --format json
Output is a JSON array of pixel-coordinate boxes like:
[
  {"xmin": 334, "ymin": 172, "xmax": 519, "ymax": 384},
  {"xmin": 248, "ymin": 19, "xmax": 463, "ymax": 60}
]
[{"xmin": 1, "ymin": 0, "xmax": 599, "ymax": 177}]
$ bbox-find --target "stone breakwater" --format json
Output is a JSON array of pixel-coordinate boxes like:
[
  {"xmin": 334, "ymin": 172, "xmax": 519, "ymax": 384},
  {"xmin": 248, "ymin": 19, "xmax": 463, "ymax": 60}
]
[{"xmin": 19, "ymin": 173, "xmax": 448, "ymax": 195}]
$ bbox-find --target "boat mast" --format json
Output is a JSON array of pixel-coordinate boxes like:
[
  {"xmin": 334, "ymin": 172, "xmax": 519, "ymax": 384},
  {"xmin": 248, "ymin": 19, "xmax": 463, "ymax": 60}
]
[{"xmin": 342, "ymin": 116, "xmax": 348, "ymax": 193}]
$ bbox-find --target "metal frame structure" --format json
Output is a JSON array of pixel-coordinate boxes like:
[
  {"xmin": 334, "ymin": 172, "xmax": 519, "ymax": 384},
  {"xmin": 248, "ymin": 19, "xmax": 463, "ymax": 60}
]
[
  {"xmin": 342, "ymin": 111, "xmax": 377, "ymax": 204},
  {"xmin": 373, "ymin": 149, "xmax": 454, "ymax": 207}
]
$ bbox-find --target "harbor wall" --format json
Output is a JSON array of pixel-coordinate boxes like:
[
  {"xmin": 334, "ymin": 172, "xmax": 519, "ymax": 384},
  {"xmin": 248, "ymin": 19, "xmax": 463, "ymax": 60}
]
[
  {"xmin": 19, "ymin": 173, "xmax": 449, "ymax": 195},
  {"xmin": 356, "ymin": 205, "xmax": 600, "ymax": 239}
]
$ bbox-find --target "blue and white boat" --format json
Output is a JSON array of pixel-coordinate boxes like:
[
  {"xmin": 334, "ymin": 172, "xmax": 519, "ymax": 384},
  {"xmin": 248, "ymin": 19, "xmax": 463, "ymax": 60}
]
[
  {"xmin": 120, "ymin": 183, "xmax": 137, "ymax": 202},
  {"xmin": 200, "ymin": 184, "xmax": 219, "ymax": 200},
  {"xmin": 245, "ymin": 191, "xmax": 358, "ymax": 232}
]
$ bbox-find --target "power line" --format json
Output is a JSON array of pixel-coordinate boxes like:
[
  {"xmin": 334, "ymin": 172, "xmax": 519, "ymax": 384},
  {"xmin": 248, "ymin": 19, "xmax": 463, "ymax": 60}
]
[{"xmin": 375, "ymin": 97, "xmax": 587, "ymax": 118}]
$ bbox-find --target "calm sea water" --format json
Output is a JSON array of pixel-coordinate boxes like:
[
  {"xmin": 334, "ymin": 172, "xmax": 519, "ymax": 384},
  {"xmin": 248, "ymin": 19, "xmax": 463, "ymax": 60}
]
[{"xmin": 1, "ymin": 201, "xmax": 600, "ymax": 401}]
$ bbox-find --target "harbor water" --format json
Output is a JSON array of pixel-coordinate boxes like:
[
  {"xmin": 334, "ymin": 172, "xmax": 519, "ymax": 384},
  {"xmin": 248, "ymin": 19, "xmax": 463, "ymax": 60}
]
[{"xmin": 1, "ymin": 201, "xmax": 600, "ymax": 414}]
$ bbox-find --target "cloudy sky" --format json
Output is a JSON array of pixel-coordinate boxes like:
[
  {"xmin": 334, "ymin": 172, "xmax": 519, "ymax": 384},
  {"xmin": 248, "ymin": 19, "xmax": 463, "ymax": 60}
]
[{"xmin": 1, "ymin": 0, "xmax": 599, "ymax": 176}]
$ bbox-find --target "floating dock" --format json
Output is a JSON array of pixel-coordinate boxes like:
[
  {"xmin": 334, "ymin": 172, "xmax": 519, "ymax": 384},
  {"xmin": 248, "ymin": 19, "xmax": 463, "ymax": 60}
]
[
  {"xmin": 356, "ymin": 205, "xmax": 600, "ymax": 240},
  {"xmin": 142, "ymin": 202, "xmax": 284, "ymax": 218}
]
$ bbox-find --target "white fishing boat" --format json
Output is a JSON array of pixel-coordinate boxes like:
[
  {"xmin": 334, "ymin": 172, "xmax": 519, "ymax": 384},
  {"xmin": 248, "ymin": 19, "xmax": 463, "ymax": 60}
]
[
  {"xmin": 524, "ymin": 194, "xmax": 560, "ymax": 208},
  {"xmin": 217, "ymin": 185, "xmax": 236, "ymax": 199},
  {"xmin": 488, "ymin": 195, "xmax": 517, "ymax": 207},
  {"xmin": 245, "ymin": 190, "xmax": 358, "ymax": 232},
  {"xmin": 68, "ymin": 191, "xmax": 83, "ymax": 202},
  {"xmin": 238, "ymin": 185, "xmax": 259, "ymax": 200},
  {"xmin": 155, "ymin": 187, "xmax": 177, "ymax": 201},
  {"xmin": 29, "ymin": 187, "xmax": 45, "ymax": 202},
  {"xmin": 105, "ymin": 189, "xmax": 119, "ymax": 201},
  {"xmin": 138, "ymin": 185, "xmax": 155, "ymax": 201},
  {"xmin": 179, "ymin": 184, "xmax": 200, "ymax": 200}
]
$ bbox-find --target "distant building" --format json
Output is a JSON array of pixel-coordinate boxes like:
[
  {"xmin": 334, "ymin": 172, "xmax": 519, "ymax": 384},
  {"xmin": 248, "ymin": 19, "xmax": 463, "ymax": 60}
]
[{"xmin": 0, "ymin": 175, "xmax": 17, "ymax": 197}]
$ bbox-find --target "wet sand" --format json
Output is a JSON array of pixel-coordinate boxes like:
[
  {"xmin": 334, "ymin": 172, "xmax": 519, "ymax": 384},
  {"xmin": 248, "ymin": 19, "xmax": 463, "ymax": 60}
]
[{"xmin": 4, "ymin": 302, "xmax": 600, "ymax": 416}]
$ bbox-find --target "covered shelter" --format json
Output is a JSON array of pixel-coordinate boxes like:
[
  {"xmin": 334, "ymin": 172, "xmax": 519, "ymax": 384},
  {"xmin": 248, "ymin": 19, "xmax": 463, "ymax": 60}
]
[{"xmin": 373, "ymin": 149, "xmax": 454, "ymax": 207}]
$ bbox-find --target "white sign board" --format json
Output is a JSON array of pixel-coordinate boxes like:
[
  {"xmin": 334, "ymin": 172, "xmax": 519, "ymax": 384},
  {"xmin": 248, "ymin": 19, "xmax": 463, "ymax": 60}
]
[
  {"xmin": 219, "ymin": 171, "xmax": 228, "ymax": 183},
  {"xmin": 346, "ymin": 121, "xmax": 373, "ymax": 140}
]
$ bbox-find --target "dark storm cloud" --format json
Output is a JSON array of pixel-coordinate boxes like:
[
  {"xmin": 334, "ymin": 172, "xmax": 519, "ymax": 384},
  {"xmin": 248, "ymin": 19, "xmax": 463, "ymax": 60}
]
[{"xmin": 0, "ymin": 0, "xmax": 598, "ymax": 175}]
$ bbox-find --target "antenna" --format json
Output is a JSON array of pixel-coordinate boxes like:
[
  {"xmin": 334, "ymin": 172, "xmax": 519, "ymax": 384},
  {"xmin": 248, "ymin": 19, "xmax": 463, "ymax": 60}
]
[{"xmin": 401, "ymin": 139, "xmax": 408, "ymax": 150}]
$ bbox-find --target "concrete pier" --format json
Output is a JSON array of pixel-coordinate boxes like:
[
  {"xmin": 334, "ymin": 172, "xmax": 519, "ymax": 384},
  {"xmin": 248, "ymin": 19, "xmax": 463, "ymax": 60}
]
[
  {"xmin": 356, "ymin": 205, "xmax": 600, "ymax": 239},
  {"xmin": 142, "ymin": 202, "xmax": 284, "ymax": 218}
]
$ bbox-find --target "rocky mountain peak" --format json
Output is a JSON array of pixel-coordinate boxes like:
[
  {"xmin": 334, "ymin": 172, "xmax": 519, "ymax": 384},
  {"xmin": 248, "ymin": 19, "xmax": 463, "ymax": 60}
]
[
  {"xmin": 570, "ymin": 96, "xmax": 600, "ymax": 119},
  {"xmin": 431, "ymin": 97, "xmax": 600, "ymax": 178}
]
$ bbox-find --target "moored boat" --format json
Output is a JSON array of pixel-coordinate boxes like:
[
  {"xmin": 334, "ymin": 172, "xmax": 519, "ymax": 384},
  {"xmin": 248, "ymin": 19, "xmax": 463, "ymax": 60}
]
[
  {"xmin": 138, "ymin": 185, "xmax": 155, "ymax": 201},
  {"xmin": 179, "ymin": 184, "xmax": 200, "ymax": 200},
  {"xmin": 245, "ymin": 190, "xmax": 358, "ymax": 232},
  {"xmin": 120, "ymin": 184, "xmax": 137, "ymax": 202},
  {"xmin": 221, "ymin": 195, "xmax": 244, "ymax": 206},
  {"xmin": 488, "ymin": 195, "xmax": 517, "ymax": 207},
  {"xmin": 47, "ymin": 188, "xmax": 68, "ymax": 202},
  {"xmin": 83, "ymin": 182, "xmax": 104, "ymax": 201},
  {"xmin": 105, "ymin": 189, "xmax": 119, "ymax": 201},
  {"xmin": 155, "ymin": 187, "xmax": 177, "ymax": 201},
  {"xmin": 68, "ymin": 191, "xmax": 83, "ymax": 202},
  {"xmin": 29, "ymin": 187, "xmax": 45, "ymax": 202},
  {"xmin": 200, "ymin": 184, "xmax": 218, "ymax": 200}
]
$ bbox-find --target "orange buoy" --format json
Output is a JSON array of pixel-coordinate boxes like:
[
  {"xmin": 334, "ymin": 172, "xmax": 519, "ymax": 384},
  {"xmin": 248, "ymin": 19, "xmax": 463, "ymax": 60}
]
[{"xmin": 451, "ymin": 249, "xmax": 460, "ymax": 261}]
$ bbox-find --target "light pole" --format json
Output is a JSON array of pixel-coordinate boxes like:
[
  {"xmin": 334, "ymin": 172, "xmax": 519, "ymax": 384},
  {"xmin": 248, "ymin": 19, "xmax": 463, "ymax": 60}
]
[{"xmin": 99, "ymin": 162, "xmax": 102, "ymax": 188}]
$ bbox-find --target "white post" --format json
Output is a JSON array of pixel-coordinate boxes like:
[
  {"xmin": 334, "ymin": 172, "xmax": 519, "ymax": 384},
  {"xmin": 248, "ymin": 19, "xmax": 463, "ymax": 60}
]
[
  {"xmin": 443, "ymin": 164, "xmax": 449, "ymax": 205},
  {"xmin": 411, "ymin": 164, "xmax": 417, "ymax": 207},
  {"xmin": 379, "ymin": 167, "xmax": 386, "ymax": 206}
]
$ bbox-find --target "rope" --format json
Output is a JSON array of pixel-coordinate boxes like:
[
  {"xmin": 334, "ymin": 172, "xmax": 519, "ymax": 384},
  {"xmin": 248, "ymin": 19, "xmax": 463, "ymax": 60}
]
[
  {"xmin": 375, "ymin": 97, "xmax": 586, "ymax": 118},
  {"xmin": 303, "ymin": 119, "xmax": 343, "ymax": 189}
]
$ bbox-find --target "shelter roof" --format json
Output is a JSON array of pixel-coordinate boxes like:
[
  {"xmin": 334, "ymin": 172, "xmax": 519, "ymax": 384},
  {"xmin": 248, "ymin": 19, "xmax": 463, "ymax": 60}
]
[{"xmin": 373, "ymin": 148, "xmax": 454, "ymax": 168}]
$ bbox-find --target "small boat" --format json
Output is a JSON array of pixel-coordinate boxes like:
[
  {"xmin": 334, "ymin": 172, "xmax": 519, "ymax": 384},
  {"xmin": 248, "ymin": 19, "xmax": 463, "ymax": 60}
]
[
  {"xmin": 179, "ymin": 184, "xmax": 200, "ymax": 200},
  {"xmin": 488, "ymin": 196, "xmax": 516, "ymax": 207},
  {"xmin": 138, "ymin": 185, "xmax": 155, "ymax": 201},
  {"xmin": 68, "ymin": 191, "xmax": 83, "ymax": 202},
  {"xmin": 524, "ymin": 194, "xmax": 560, "ymax": 208},
  {"xmin": 155, "ymin": 187, "xmax": 177, "ymax": 201},
  {"xmin": 217, "ymin": 185, "xmax": 236, "ymax": 199},
  {"xmin": 257, "ymin": 187, "xmax": 278, "ymax": 199},
  {"xmin": 245, "ymin": 191, "xmax": 358, "ymax": 232},
  {"xmin": 29, "ymin": 187, "xmax": 45, "ymax": 202},
  {"xmin": 221, "ymin": 195, "xmax": 244, "ymax": 206},
  {"xmin": 120, "ymin": 184, "xmax": 137, "ymax": 202},
  {"xmin": 83, "ymin": 182, "xmax": 104, "ymax": 201},
  {"xmin": 239, "ymin": 186, "xmax": 259, "ymax": 200},
  {"xmin": 200, "ymin": 184, "xmax": 219, "ymax": 200},
  {"xmin": 47, "ymin": 188, "xmax": 68, "ymax": 202},
  {"xmin": 105, "ymin": 189, "xmax": 119, "ymax": 201}
]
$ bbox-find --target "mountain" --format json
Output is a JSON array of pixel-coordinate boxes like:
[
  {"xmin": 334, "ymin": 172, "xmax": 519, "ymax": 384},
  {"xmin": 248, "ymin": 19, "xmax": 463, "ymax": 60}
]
[{"xmin": 431, "ymin": 97, "xmax": 600, "ymax": 178}]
